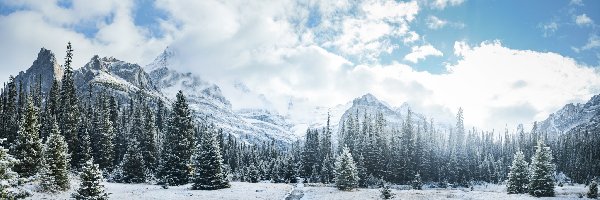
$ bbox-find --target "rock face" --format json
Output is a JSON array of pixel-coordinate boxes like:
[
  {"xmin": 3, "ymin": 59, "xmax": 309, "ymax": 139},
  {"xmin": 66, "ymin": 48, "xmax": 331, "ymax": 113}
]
[
  {"xmin": 536, "ymin": 94, "xmax": 600, "ymax": 135},
  {"xmin": 73, "ymin": 55, "xmax": 165, "ymax": 107},
  {"xmin": 14, "ymin": 48, "xmax": 63, "ymax": 94}
]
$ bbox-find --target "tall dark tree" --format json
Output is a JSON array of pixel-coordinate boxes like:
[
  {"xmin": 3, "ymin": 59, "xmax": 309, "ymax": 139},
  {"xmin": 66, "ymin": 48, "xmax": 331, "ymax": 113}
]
[
  {"xmin": 191, "ymin": 125, "xmax": 230, "ymax": 190},
  {"xmin": 40, "ymin": 121, "xmax": 70, "ymax": 192},
  {"xmin": 12, "ymin": 95, "xmax": 43, "ymax": 177},
  {"xmin": 58, "ymin": 42, "xmax": 79, "ymax": 162},
  {"xmin": 141, "ymin": 105, "xmax": 158, "ymax": 174},
  {"xmin": 159, "ymin": 91, "xmax": 195, "ymax": 186}
]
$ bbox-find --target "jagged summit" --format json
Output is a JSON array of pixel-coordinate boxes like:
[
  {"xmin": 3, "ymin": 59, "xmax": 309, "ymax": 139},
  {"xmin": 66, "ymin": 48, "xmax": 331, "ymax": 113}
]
[
  {"xmin": 74, "ymin": 55, "xmax": 161, "ymax": 99},
  {"xmin": 14, "ymin": 48, "xmax": 63, "ymax": 93}
]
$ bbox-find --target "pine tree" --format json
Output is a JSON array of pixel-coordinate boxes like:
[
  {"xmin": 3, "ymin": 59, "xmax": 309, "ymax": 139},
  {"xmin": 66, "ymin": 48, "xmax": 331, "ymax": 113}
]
[
  {"xmin": 12, "ymin": 95, "xmax": 43, "ymax": 177},
  {"xmin": 59, "ymin": 42, "xmax": 79, "ymax": 162},
  {"xmin": 40, "ymin": 121, "xmax": 70, "ymax": 192},
  {"xmin": 335, "ymin": 146, "xmax": 359, "ymax": 191},
  {"xmin": 0, "ymin": 139, "xmax": 18, "ymax": 198},
  {"xmin": 159, "ymin": 91, "xmax": 195, "ymax": 186},
  {"xmin": 380, "ymin": 184, "xmax": 395, "ymax": 199},
  {"xmin": 528, "ymin": 140, "xmax": 555, "ymax": 197},
  {"xmin": 121, "ymin": 138, "xmax": 146, "ymax": 183},
  {"xmin": 1, "ymin": 76, "xmax": 18, "ymax": 146},
  {"xmin": 141, "ymin": 105, "xmax": 158, "ymax": 174},
  {"xmin": 94, "ymin": 102, "xmax": 115, "ymax": 171},
  {"xmin": 191, "ymin": 125, "xmax": 230, "ymax": 190},
  {"xmin": 248, "ymin": 164, "xmax": 260, "ymax": 183},
  {"xmin": 589, "ymin": 180, "xmax": 598, "ymax": 199},
  {"xmin": 507, "ymin": 151, "xmax": 529, "ymax": 194},
  {"xmin": 72, "ymin": 159, "xmax": 109, "ymax": 200},
  {"xmin": 412, "ymin": 173, "xmax": 423, "ymax": 190}
]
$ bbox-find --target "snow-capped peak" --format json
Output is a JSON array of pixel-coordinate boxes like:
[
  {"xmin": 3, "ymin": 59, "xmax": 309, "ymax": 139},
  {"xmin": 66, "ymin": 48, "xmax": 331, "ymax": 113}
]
[{"xmin": 146, "ymin": 46, "xmax": 175, "ymax": 71}]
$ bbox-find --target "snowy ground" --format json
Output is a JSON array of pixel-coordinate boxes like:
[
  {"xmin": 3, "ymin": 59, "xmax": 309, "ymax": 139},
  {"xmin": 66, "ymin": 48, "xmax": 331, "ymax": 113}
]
[
  {"xmin": 301, "ymin": 184, "xmax": 590, "ymax": 200},
  {"xmin": 23, "ymin": 180, "xmax": 591, "ymax": 200},
  {"xmin": 25, "ymin": 181, "xmax": 293, "ymax": 200}
]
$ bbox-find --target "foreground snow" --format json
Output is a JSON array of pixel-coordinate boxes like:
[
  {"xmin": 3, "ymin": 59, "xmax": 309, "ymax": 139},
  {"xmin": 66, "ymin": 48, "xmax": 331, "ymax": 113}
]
[
  {"xmin": 24, "ymin": 180, "xmax": 590, "ymax": 200},
  {"xmin": 301, "ymin": 184, "xmax": 589, "ymax": 200},
  {"xmin": 26, "ymin": 181, "xmax": 293, "ymax": 200}
]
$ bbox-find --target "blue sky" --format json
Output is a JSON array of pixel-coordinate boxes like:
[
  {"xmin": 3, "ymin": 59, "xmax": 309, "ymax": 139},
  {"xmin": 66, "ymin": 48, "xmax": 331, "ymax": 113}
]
[{"xmin": 0, "ymin": 0, "xmax": 599, "ymax": 131}]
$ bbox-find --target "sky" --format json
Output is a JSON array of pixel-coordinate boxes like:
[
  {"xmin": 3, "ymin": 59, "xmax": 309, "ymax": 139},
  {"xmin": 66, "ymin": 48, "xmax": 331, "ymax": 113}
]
[{"xmin": 0, "ymin": 0, "xmax": 599, "ymax": 132}]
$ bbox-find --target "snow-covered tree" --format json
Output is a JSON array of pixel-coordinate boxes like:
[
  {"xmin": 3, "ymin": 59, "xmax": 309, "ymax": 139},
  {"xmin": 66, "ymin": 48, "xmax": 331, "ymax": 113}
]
[
  {"xmin": 528, "ymin": 140, "xmax": 555, "ymax": 197},
  {"xmin": 141, "ymin": 105, "xmax": 158, "ymax": 174},
  {"xmin": 159, "ymin": 91, "xmax": 195, "ymax": 186},
  {"xmin": 40, "ymin": 121, "xmax": 70, "ymax": 192},
  {"xmin": 412, "ymin": 173, "xmax": 423, "ymax": 190},
  {"xmin": 12, "ymin": 95, "xmax": 43, "ymax": 177},
  {"xmin": 589, "ymin": 180, "xmax": 598, "ymax": 199},
  {"xmin": 380, "ymin": 184, "xmax": 395, "ymax": 199},
  {"xmin": 507, "ymin": 151, "xmax": 528, "ymax": 194},
  {"xmin": 72, "ymin": 159, "xmax": 108, "ymax": 200},
  {"xmin": 121, "ymin": 138, "xmax": 146, "ymax": 183},
  {"xmin": 59, "ymin": 42, "xmax": 80, "ymax": 160},
  {"xmin": 191, "ymin": 125, "xmax": 230, "ymax": 190},
  {"xmin": 335, "ymin": 146, "xmax": 359, "ymax": 191},
  {"xmin": 0, "ymin": 139, "xmax": 18, "ymax": 198}
]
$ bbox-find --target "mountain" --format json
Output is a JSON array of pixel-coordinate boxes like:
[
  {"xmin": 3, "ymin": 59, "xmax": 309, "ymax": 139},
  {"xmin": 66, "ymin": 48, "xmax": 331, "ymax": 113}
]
[
  {"xmin": 73, "ymin": 55, "xmax": 165, "ymax": 107},
  {"xmin": 14, "ymin": 48, "xmax": 63, "ymax": 94},
  {"xmin": 337, "ymin": 93, "xmax": 426, "ymax": 131},
  {"xmin": 536, "ymin": 94, "xmax": 600, "ymax": 135},
  {"xmin": 145, "ymin": 48, "xmax": 296, "ymax": 145}
]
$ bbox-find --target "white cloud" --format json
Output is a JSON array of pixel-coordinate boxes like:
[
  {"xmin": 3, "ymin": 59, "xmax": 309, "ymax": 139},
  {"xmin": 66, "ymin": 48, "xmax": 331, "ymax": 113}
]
[
  {"xmin": 426, "ymin": 16, "xmax": 447, "ymax": 29},
  {"xmin": 570, "ymin": 0, "xmax": 583, "ymax": 6},
  {"xmin": 540, "ymin": 21, "xmax": 558, "ymax": 37},
  {"xmin": 323, "ymin": 0, "xmax": 419, "ymax": 62},
  {"xmin": 404, "ymin": 44, "xmax": 443, "ymax": 63},
  {"xmin": 403, "ymin": 31, "xmax": 420, "ymax": 44},
  {"xmin": 431, "ymin": 0, "xmax": 465, "ymax": 10},
  {"xmin": 575, "ymin": 14, "xmax": 593, "ymax": 26},
  {"xmin": 582, "ymin": 34, "xmax": 600, "ymax": 50},
  {"xmin": 0, "ymin": 0, "xmax": 169, "ymax": 78}
]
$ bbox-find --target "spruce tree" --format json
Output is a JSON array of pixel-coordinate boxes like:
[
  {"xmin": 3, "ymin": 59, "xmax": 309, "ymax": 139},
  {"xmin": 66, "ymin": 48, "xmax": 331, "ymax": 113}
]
[
  {"xmin": 412, "ymin": 173, "xmax": 423, "ymax": 190},
  {"xmin": 507, "ymin": 151, "xmax": 529, "ymax": 194},
  {"xmin": 380, "ymin": 184, "xmax": 395, "ymax": 199},
  {"xmin": 159, "ymin": 91, "xmax": 195, "ymax": 185},
  {"xmin": 528, "ymin": 140, "xmax": 555, "ymax": 197},
  {"xmin": 0, "ymin": 139, "xmax": 18, "ymax": 198},
  {"xmin": 40, "ymin": 121, "xmax": 70, "ymax": 191},
  {"xmin": 72, "ymin": 159, "xmax": 109, "ymax": 200},
  {"xmin": 335, "ymin": 146, "xmax": 359, "ymax": 191},
  {"xmin": 12, "ymin": 95, "xmax": 43, "ymax": 177},
  {"xmin": 141, "ymin": 105, "xmax": 158, "ymax": 174},
  {"xmin": 1, "ymin": 76, "xmax": 18, "ymax": 146},
  {"xmin": 121, "ymin": 137, "xmax": 146, "ymax": 183},
  {"xmin": 589, "ymin": 180, "xmax": 598, "ymax": 199},
  {"xmin": 191, "ymin": 125, "xmax": 230, "ymax": 190},
  {"xmin": 59, "ymin": 42, "xmax": 79, "ymax": 160}
]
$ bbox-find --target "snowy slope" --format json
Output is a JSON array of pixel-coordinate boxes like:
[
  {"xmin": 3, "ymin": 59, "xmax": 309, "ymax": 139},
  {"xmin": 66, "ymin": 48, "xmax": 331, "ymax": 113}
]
[
  {"xmin": 146, "ymin": 48, "xmax": 297, "ymax": 145},
  {"xmin": 536, "ymin": 94, "xmax": 600, "ymax": 135},
  {"xmin": 73, "ymin": 55, "xmax": 165, "ymax": 102}
]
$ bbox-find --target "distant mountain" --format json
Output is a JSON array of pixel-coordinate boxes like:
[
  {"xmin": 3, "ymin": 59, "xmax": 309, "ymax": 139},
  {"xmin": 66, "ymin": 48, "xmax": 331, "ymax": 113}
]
[
  {"xmin": 74, "ymin": 55, "xmax": 164, "ymax": 102},
  {"xmin": 338, "ymin": 93, "xmax": 426, "ymax": 131},
  {"xmin": 145, "ymin": 48, "xmax": 296, "ymax": 145},
  {"xmin": 14, "ymin": 48, "xmax": 63, "ymax": 94},
  {"xmin": 536, "ymin": 94, "xmax": 600, "ymax": 135}
]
